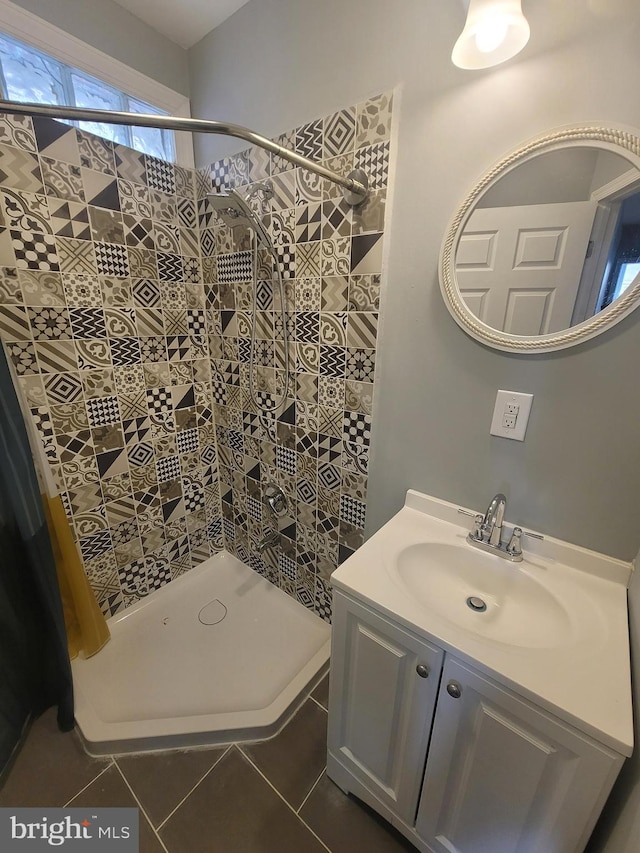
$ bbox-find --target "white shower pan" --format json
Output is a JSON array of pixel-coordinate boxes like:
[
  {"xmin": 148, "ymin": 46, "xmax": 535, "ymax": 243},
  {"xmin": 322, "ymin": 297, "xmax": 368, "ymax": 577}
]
[{"xmin": 72, "ymin": 551, "xmax": 331, "ymax": 755}]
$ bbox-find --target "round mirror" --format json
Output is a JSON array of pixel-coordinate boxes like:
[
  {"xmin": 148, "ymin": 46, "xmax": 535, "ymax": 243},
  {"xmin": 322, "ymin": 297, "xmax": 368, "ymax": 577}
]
[{"xmin": 440, "ymin": 126, "xmax": 640, "ymax": 352}]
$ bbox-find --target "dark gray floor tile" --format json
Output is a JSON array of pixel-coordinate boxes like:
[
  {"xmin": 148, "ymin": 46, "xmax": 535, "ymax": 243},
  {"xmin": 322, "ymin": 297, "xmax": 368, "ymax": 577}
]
[
  {"xmin": 67, "ymin": 764, "xmax": 165, "ymax": 853},
  {"xmin": 300, "ymin": 773, "xmax": 418, "ymax": 853},
  {"xmin": 0, "ymin": 708, "xmax": 109, "ymax": 807},
  {"xmin": 312, "ymin": 672, "xmax": 330, "ymax": 709},
  {"xmin": 160, "ymin": 746, "xmax": 327, "ymax": 853},
  {"xmin": 241, "ymin": 698, "xmax": 327, "ymax": 810},
  {"xmin": 117, "ymin": 745, "xmax": 227, "ymax": 827}
]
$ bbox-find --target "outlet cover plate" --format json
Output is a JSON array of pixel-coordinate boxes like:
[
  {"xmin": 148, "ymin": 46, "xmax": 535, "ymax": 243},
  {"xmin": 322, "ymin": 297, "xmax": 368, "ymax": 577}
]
[{"xmin": 490, "ymin": 390, "xmax": 533, "ymax": 441}]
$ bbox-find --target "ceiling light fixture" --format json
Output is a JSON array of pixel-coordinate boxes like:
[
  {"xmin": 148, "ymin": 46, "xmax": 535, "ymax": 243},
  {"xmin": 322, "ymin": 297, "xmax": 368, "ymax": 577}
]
[{"xmin": 452, "ymin": 0, "xmax": 530, "ymax": 70}]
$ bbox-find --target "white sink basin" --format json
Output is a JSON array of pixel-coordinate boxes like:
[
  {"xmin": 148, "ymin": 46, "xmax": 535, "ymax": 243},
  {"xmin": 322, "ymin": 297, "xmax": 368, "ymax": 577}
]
[
  {"xmin": 394, "ymin": 542, "xmax": 573, "ymax": 648},
  {"xmin": 330, "ymin": 489, "xmax": 633, "ymax": 757}
]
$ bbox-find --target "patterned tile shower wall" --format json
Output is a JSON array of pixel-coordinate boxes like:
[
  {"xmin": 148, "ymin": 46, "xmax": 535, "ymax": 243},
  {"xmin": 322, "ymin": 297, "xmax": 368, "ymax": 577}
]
[
  {"xmin": 0, "ymin": 114, "xmax": 222, "ymax": 618},
  {"xmin": 199, "ymin": 92, "xmax": 392, "ymax": 622}
]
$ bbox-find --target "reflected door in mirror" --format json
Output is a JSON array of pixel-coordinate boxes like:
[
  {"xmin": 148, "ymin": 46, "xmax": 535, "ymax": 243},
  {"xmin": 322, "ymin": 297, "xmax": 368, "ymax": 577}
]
[{"xmin": 456, "ymin": 201, "xmax": 597, "ymax": 335}]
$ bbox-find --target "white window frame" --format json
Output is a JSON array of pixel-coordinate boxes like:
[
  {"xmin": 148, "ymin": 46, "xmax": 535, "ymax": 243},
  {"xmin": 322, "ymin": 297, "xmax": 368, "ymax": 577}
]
[{"xmin": 0, "ymin": 0, "xmax": 194, "ymax": 167}]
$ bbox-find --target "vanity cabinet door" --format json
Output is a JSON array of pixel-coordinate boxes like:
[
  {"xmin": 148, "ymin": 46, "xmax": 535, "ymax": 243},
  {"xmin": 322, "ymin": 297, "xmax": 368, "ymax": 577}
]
[
  {"xmin": 415, "ymin": 657, "xmax": 623, "ymax": 853},
  {"xmin": 327, "ymin": 592, "xmax": 444, "ymax": 824}
]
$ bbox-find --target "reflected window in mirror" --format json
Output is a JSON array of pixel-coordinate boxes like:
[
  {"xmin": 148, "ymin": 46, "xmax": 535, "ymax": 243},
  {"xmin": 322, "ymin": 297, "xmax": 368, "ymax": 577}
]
[{"xmin": 598, "ymin": 193, "xmax": 640, "ymax": 310}]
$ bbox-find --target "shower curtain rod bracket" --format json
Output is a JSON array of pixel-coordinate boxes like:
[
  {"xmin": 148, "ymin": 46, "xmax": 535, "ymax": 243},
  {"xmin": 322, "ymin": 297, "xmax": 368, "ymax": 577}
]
[
  {"xmin": 0, "ymin": 99, "xmax": 369, "ymax": 205},
  {"xmin": 342, "ymin": 168, "xmax": 369, "ymax": 206}
]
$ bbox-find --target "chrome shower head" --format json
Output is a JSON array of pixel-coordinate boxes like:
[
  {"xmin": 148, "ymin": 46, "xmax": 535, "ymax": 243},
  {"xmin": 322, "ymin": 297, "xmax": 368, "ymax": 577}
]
[{"xmin": 207, "ymin": 189, "xmax": 271, "ymax": 248}]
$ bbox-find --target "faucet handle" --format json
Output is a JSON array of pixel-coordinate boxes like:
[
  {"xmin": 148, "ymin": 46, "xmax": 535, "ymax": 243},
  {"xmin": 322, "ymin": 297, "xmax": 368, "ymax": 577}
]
[
  {"xmin": 507, "ymin": 526, "xmax": 544, "ymax": 557},
  {"xmin": 263, "ymin": 482, "xmax": 288, "ymax": 518},
  {"xmin": 457, "ymin": 508, "xmax": 476, "ymax": 518},
  {"xmin": 471, "ymin": 514, "xmax": 483, "ymax": 538},
  {"xmin": 458, "ymin": 508, "xmax": 484, "ymax": 541},
  {"xmin": 506, "ymin": 526, "xmax": 523, "ymax": 556}
]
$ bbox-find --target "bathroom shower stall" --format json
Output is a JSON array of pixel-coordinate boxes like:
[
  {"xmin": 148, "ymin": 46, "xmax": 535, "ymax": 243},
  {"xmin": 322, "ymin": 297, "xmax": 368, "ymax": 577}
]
[{"xmin": 0, "ymin": 91, "xmax": 392, "ymax": 750}]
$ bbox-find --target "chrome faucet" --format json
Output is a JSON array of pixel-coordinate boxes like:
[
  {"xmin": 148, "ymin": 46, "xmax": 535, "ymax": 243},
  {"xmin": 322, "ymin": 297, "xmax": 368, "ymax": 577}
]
[
  {"xmin": 459, "ymin": 493, "xmax": 543, "ymax": 562},
  {"xmin": 481, "ymin": 493, "xmax": 507, "ymax": 547}
]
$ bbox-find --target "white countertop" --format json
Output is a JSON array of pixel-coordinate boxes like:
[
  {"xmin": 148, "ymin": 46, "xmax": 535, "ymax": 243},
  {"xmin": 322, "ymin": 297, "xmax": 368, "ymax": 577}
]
[{"xmin": 330, "ymin": 490, "xmax": 634, "ymax": 757}]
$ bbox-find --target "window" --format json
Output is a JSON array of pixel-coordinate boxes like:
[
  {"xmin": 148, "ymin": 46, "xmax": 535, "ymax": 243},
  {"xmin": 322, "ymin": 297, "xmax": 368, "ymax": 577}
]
[
  {"xmin": 612, "ymin": 262, "xmax": 640, "ymax": 299},
  {"xmin": 0, "ymin": 31, "xmax": 176, "ymax": 161}
]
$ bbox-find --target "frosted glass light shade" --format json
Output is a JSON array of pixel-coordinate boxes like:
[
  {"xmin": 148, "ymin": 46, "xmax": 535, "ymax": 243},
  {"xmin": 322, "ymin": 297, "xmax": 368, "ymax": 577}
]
[{"xmin": 452, "ymin": 0, "xmax": 530, "ymax": 69}]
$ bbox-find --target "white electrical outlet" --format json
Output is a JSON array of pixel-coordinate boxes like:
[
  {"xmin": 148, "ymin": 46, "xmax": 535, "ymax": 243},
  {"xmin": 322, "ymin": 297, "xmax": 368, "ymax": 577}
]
[{"xmin": 491, "ymin": 390, "xmax": 534, "ymax": 441}]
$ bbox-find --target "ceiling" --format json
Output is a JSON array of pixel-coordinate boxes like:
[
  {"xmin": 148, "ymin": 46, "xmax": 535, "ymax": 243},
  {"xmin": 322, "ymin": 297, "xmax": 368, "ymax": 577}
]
[{"xmin": 111, "ymin": 0, "xmax": 251, "ymax": 49}]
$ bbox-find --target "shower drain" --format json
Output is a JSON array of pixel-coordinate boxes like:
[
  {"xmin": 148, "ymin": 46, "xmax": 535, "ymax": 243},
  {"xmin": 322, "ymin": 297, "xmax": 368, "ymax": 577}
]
[
  {"xmin": 198, "ymin": 599, "xmax": 228, "ymax": 625},
  {"xmin": 466, "ymin": 596, "xmax": 487, "ymax": 613}
]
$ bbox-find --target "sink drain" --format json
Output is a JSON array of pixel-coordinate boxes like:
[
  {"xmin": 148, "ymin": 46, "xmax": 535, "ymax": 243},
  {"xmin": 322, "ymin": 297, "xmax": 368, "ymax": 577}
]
[{"xmin": 466, "ymin": 596, "xmax": 487, "ymax": 613}]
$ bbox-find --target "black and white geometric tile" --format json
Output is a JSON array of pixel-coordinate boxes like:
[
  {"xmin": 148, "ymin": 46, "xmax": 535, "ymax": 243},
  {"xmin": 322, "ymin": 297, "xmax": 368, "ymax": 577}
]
[
  {"xmin": 146, "ymin": 156, "xmax": 176, "ymax": 195},
  {"xmin": 87, "ymin": 395, "xmax": 121, "ymax": 427},
  {"xmin": 0, "ymin": 95, "xmax": 391, "ymax": 621},
  {"xmin": 295, "ymin": 204, "xmax": 321, "ymax": 243},
  {"xmin": 56, "ymin": 237, "xmax": 97, "ymax": 275},
  {"xmin": 345, "ymin": 347, "xmax": 376, "ymax": 382},
  {"xmin": 27, "ymin": 306, "xmax": 71, "ymax": 340},
  {"xmin": 95, "ymin": 242, "xmax": 130, "ymax": 277},
  {"xmin": 49, "ymin": 199, "xmax": 91, "ymax": 240},
  {"xmin": 354, "ymin": 141, "xmax": 390, "ymax": 190},
  {"xmin": 124, "ymin": 216, "xmax": 154, "ymax": 249},
  {"xmin": 11, "ymin": 230, "xmax": 60, "ymax": 271},
  {"xmin": 343, "ymin": 410, "xmax": 372, "ymax": 445},
  {"xmin": 132, "ymin": 277, "xmax": 161, "ymax": 307},
  {"xmin": 110, "ymin": 337, "xmax": 141, "ymax": 367},
  {"xmin": 6, "ymin": 339, "xmax": 38, "ymax": 374},
  {"xmin": 156, "ymin": 454, "xmax": 181, "ymax": 483},
  {"xmin": 296, "ymin": 119, "xmax": 323, "ymax": 161},
  {"xmin": 79, "ymin": 529, "xmax": 113, "ymax": 562},
  {"xmin": 127, "ymin": 441, "xmax": 154, "ymax": 468},
  {"xmin": 156, "ymin": 252, "xmax": 183, "ymax": 282},
  {"xmin": 43, "ymin": 371, "xmax": 83, "ymax": 405},
  {"xmin": 217, "ymin": 251, "xmax": 253, "ymax": 283},
  {"xmin": 324, "ymin": 108, "xmax": 356, "ymax": 158},
  {"xmin": 339, "ymin": 493, "xmax": 366, "ymax": 528},
  {"xmin": 68, "ymin": 307, "xmax": 106, "ymax": 339},
  {"xmin": 139, "ymin": 335, "xmax": 167, "ymax": 362}
]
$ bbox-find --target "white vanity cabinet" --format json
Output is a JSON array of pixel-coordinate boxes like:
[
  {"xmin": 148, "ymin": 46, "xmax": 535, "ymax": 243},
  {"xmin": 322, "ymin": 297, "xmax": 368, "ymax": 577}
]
[
  {"xmin": 327, "ymin": 591, "xmax": 625, "ymax": 853},
  {"xmin": 416, "ymin": 656, "xmax": 623, "ymax": 853},
  {"xmin": 327, "ymin": 592, "xmax": 444, "ymax": 824}
]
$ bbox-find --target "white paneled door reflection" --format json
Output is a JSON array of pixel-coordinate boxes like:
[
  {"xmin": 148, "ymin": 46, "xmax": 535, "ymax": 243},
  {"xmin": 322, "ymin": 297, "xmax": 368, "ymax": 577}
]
[{"xmin": 456, "ymin": 201, "xmax": 597, "ymax": 334}]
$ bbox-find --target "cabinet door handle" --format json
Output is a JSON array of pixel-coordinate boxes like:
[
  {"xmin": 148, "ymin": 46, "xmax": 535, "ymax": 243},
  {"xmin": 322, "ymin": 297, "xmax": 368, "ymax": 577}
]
[
  {"xmin": 416, "ymin": 664, "xmax": 430, "ymax": 678},
  {"xmin": 446, "ymin": 680, "xmax": 462, "ymax": 699}
]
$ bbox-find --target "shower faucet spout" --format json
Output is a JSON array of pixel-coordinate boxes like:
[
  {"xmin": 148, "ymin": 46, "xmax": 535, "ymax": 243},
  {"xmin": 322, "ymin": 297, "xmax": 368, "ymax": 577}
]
[{"xmin": 257, "ymin": 530, "xmax": 280, "ymax": 553}]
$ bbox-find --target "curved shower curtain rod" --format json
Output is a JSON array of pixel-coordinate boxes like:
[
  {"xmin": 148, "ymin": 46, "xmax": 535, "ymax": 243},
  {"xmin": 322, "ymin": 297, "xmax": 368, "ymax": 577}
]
[{"xmin": 0, "ymin": 99, "xmax": 369, "ymax": 205}]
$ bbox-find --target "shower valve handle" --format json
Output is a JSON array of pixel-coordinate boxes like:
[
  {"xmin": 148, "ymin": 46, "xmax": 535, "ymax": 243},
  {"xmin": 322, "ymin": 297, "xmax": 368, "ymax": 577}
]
[{"xmin": 263, "ymin": 483, "xmax": 288, "ymax": 518}]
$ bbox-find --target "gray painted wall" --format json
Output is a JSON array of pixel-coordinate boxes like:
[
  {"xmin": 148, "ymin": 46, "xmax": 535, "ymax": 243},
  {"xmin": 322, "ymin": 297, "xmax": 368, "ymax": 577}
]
[
  {"xmin": 189, "ymin": 0, "xmax": 640, "ymax": 561},
  {"xmin": 11, "ymin": 0, "xmax": 190, "ymax": 96}
]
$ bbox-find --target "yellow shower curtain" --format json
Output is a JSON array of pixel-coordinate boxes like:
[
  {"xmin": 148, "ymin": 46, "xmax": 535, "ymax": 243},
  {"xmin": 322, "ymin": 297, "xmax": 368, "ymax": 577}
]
[
  {"xmin": 42, "ymin": 493, "xmax": 110, "ymax": 660},
  {"xmin": 2, "ymin": 340, "xmax": 110, "ymax": 659}
]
